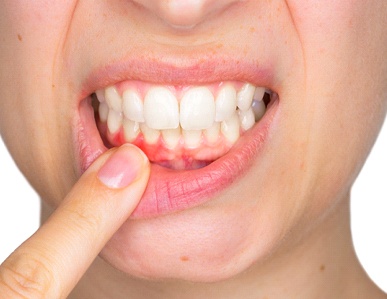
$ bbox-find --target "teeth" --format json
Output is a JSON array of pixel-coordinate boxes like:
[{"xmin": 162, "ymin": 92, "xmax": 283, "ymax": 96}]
[
  {"xmin": 123, "ymin": 119, "xmax": 140, "ymax": 142},
  {"xmin": 107, "ymin": 110, "xmax": 123, "ymax": 134},
  {"xmin": 98, "ymin": 102, "xmax": 109, "ymax": 122},
  {"xmin": 162, "ymin": 127, "xmax": 181, "ymax": 149},
  {"xmin": 204, "ymin": 122, "xmax": 221, "ymax": 144},
  {"xmin": 123, "ymin": 89, "xmax": 145, "ymax": 123},
  {"xmin": 98, "ymin": 82, "xmax": 272, "ymax": 150},
  {"xmin": 105, "ymin": 86, "xmax": 122, "ymax": 112},
  {"xmin": 180, "ymin": 87, "xmax": 215, "ymax": 130},
  {"xmin": 140, "ymin": 123, "xmax": 160, "ymax": 144},
  {"xmin": 251, "ymin": 99, "xmax": 266, "ymax": 121},
  {"xmin": 238, "ymin": 108, "xmax": 255, "ymax": 131},
  {"xmin": 253, "ymin": 87, "xmax": 266, "ymax": 102},
  {"xmin": 95, "ymin": 90, "xmax": 106, "ymax": 103},
  {"xmin": 215, "ymin": 84, "xmax": 237, "ymax": 122},
  {"xmin": 144, "ymin": 87, "xmax": 179, "ymax": 130},
  {"xmin": 183, "ymin": 130, "xmax": 203, "ymax": 148},
  {"xmin": 221, "ymin": 113, "xmax": 240, "ymax": 143},
  {"xmin": 237, "ymin": 83, "xmax": 255, "ymax": 111}
]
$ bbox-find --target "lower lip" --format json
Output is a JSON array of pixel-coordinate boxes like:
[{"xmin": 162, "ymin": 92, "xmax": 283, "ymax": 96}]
[{"xmin": 75, "ymin": 97, "xmax": 279, "ymax": 219}]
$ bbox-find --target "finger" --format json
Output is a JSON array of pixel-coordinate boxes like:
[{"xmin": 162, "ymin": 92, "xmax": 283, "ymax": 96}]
[{"xmin": 0, "ymin": 144, "xmax": 150, "ymax": 299}]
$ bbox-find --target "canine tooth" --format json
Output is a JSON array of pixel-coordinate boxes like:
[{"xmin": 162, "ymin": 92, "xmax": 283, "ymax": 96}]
[
  {"xmin": 140, "ymin": 123, "xmax": 160, "ymax": 144},
  {"xmin": 180, "ymin": 87, "xmax": 215, "ymax": 130},
  {"xmin": 123, "ymin": 119, "xmax": 140, "ymax": 142},
  {"xmin": 238, "ymin": 108, "xmax": 255, "ymax": 131},
  {"xmin": 183, "ymin": 130, "xmax": 202, "ymax": 148},
  {"xmin": 98, "ymin": 102, "xmax": 109, "ymax": 122},
  {"xmin": 123, "ymin": 89, "xmax": 145, "ymax": 122},
  {"xmin": 237, "ymin": 83, "xmax": 255, "ymax": 111},
  {"xmin": 251, "ymin": 99, "xmax": 266, "ymax": 121},
  {"xmin": 107, "ymin": 110, "xmax": 123, "ymax": 134},
  {"xmin": 204, "ymin": 122, "xmax": 221, "ymax": 144},
  {"xmin": 162, "ymin": 127, "xmax": 181, "ymax": 149},
  {"xmin": 253, "ymin": 87, "xmax": 266, "ymax": 102},
  {"xmin": 105, "ymin": 86, "xmax": 122, "ymax": 112},
  {"xmin": 144, "ymin": 87, "xmax": 179, "ymax": 130},
  {"xmin": 221, "ymin": 113, "xmax": 240, "ymax": 143},
  {"xmin": 95, "ymin": 90, "xmax": 106, "ymax": 102},
  {"xmin": 215, "ymin": 84, "xmax": 237, "ymax": 122}
]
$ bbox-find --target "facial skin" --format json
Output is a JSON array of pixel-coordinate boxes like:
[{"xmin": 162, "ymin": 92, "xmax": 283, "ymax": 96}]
[{"xmin": 0, "ymin": 0, "xmax": 386, "ymax": 298}]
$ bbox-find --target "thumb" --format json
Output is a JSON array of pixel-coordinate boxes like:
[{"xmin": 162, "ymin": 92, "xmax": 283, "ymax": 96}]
[{"xmin": 0, "ymin": 144, "xmax": 150, "ymax": 299}]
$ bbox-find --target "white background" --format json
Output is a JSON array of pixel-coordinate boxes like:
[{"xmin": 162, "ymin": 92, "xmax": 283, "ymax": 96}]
[{"xmin": 0, "ymin": 122, "xmax": 386, "ymax": 292}]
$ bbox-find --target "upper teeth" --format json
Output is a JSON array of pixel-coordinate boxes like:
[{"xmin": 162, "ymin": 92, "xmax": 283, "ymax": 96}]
[{"xmin": 96, "ymin": 82, "xmax": 267, "ymax": 147}]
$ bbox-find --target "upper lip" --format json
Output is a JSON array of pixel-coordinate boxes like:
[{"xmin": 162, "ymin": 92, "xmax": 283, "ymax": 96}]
[{"xmin": 79, "ymin": 54, "xmax": 277, "ymax": 100}]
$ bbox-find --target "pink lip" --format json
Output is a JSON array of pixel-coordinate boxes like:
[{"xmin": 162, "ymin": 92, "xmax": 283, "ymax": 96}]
[{"xmin": 75, "ymin": 59, "xmax": 279, "ymax": 218}]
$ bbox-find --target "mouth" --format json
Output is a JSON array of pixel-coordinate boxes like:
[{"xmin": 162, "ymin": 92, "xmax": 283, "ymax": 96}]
[{"xmin": 76, "ymin": 66, "xmax": 279, "ymax": 218}]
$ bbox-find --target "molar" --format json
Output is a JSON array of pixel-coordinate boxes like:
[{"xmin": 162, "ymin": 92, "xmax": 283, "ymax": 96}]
[{"xmin": 251, "ymin": 99, "xmax": 266, "ymax": 121}]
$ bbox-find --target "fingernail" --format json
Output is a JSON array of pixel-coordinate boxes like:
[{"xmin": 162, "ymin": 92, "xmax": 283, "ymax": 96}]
[{"xmin": 98, "ymin": 145, "xmax": 148, "ymax": 188}]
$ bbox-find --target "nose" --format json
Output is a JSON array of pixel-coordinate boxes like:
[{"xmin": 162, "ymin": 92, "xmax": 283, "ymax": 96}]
[{"xmin": 132, "ymin": 0, "xmax": 242, "ymax": 28}]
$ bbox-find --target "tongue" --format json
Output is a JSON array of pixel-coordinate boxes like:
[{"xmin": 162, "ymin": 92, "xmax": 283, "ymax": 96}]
[{"xmin": 97, "ymin": 121, "xmax": 234, "ymax": 170}]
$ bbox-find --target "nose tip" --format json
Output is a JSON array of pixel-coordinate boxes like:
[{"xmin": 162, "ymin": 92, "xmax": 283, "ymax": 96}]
[{"xmin": 133, "ymin": 0, "xmax": 240, "ymax": 28}]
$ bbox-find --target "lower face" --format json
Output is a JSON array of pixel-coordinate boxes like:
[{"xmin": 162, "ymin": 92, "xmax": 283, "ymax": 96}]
[{"xmin": 0, "ymin": 0, "xmax": 386, "ymax": 281}]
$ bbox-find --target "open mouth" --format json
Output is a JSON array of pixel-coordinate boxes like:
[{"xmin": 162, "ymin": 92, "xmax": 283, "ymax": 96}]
[
  {"xmin": 91, "ymin": 81, "xmax": 275, "ymax": 170},
  {"xmin": 77, "ymin": 77, "xmax": 278, "ymax": 218}
]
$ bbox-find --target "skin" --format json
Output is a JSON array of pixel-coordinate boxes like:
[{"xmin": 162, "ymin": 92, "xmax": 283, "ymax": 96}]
[{"xmin": 0, "ymin": 0, "xmax": 386, "ymax": 298}]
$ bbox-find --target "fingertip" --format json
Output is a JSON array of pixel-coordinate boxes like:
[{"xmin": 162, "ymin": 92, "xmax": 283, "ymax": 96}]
[{"xmin": 97, "ymin": 144, "xmax": 149, "ymax": 189}]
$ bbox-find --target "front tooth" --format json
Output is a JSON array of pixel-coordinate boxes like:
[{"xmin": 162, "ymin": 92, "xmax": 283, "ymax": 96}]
[
  {"xmin": 204, "ymin": 122, "xmax": 221, "ymax": 144},
  {"xmin": 107, "ymin": 110, "xmax": 123, "ymax": 134},
  {"xmin": 162, "ymin": 127, "xmax": 181, "ymax": 149},
  {"xmin": 123, "ymin": 89, "xmax": 145, "ymax": 122},
  {"xmin": 95, "ymin": 90, "xmax": 106, "ymax": 102},
  {"xmin": 140, "ymin": 123, "xmax": 160, "ymax": 144},
  {"xmin": 183, "ymin": 130, "xmax": 202, "ymax": 148},
  {"xmin": 144, "ymin": 87, "xmax": 179, "ymax": 130},
  {"xmin": 238, "ymin": 108, "xmax": 255, "ymax": 131},
  {"xmin": 221, "ymin": 113, "xmax": 240, "ymax": 143},
  {"xmin": 251, "ymin": 99, "xmax": 266, "ymax": 121},
  {"xmin": 237, "ymin": 83, "xmax": 255, "ymax": 111},
  {"xmin": 180, "ymin": 87, "xmax": 215, "ymax": 130},
  {"xmin": 215, "ymin": 84, "xmax": 237, "ymax": 122},
  {"xmin": 105, "ymin": 86, "xmax": 122, "ymax": 112},
  {"xmin": 98, "ymin": 102, "xmax": 109, "ymax": 122},
  {"xmin": 123, "ymin": 119, "xmax": 140, "ymax": 142}
]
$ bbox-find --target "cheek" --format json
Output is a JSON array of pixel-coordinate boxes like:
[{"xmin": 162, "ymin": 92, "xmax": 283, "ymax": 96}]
[{"xmin": 0, "ymin": 1, "xmax": 80, "ymax": 202}]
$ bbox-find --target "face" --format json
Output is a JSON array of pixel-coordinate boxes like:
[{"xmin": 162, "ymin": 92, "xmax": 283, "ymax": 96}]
[{"xmin": 1, "ymin": 0, "xmax": 386, "ymax": 282}]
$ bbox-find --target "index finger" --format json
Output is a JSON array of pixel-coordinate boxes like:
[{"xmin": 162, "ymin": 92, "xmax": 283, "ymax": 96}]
[{"xmin": 0, "ymin": 145, "xmax": 150, "ymax": 299}]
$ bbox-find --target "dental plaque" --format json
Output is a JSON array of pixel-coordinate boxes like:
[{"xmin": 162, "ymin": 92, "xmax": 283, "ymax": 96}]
[{"xmin": 93, "ymin": 81, "xmax": 273, "ymax": 170}]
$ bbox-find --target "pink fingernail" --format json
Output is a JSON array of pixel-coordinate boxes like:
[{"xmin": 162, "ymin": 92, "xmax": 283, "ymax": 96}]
[{"xmin": 98, "ymin": 145, "xmax": 147, "ymax": 188}]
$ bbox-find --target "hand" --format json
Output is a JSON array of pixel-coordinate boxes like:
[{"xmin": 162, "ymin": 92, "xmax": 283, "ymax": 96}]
[{"xmin": 0, "ymin": 145, "xmax": 150, "ymax": 299}]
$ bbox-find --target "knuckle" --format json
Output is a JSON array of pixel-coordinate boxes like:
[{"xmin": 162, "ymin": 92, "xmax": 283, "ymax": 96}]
[{"xmin": 0, "ymin": 252, "xmax": 55, "ymax": 299}]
